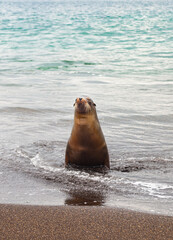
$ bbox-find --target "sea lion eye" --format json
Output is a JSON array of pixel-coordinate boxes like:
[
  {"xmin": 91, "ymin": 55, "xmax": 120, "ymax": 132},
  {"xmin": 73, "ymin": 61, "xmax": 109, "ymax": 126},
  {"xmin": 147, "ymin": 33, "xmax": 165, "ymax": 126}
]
[{"xmin": 88, "ymin": 101, "xmax": 96, "ymax": 107}]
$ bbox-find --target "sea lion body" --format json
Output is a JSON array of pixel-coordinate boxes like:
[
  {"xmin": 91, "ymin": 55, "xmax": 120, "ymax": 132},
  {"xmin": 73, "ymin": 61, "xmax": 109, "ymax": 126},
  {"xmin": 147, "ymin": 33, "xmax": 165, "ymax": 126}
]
[{"xmin": 65, "ymin": 97, "xmax": 110, "ymax": 169}]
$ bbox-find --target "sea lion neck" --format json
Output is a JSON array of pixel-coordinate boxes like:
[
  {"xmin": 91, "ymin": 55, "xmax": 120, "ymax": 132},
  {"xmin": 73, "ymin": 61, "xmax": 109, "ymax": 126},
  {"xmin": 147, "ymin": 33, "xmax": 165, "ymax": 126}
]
[{"xmin": 74, "ymin": 112, "xmax": 96, "ymax": 126}]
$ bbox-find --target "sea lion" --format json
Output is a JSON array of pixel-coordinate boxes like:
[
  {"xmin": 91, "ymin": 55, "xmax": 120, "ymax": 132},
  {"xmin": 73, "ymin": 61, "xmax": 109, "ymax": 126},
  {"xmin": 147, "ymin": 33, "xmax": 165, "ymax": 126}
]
[{"xmin": 65, "ymin": 97, "xmax": 110, "ymax": 169}]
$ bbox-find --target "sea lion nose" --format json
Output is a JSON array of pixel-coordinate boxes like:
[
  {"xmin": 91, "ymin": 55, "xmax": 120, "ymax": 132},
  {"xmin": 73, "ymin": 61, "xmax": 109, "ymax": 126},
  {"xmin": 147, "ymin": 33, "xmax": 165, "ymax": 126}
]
[{"xmin": 76, "ymin": 98, "xmax": 85, "ymax": 103}]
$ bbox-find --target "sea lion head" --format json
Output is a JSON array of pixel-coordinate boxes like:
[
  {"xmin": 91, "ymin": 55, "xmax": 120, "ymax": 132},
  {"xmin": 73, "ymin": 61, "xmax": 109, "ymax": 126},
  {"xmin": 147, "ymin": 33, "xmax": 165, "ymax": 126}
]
[{"xmin": 73, "ymin": 97, "xmax": 96, "ymax": 115}]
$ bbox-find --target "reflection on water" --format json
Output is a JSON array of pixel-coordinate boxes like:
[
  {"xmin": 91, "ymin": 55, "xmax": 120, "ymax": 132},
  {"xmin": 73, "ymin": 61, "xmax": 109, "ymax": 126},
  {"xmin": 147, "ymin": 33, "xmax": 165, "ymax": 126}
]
[{"xmin": 65, "ymin": 189, "xmax": 105, "ymax": 206}]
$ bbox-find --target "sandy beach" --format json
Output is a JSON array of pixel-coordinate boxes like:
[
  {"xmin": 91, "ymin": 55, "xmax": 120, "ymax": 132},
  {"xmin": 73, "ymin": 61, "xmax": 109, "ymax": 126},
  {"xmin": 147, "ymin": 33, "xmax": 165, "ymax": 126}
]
[{"xmin": 0, "ymin": 204, "xmax": 173, "ymax": 240}]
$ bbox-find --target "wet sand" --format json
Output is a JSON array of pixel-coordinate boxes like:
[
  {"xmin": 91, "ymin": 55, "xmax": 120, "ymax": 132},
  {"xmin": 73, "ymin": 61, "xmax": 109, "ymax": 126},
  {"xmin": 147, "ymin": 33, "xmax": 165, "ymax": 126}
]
[{"xmin": 0, "ymin": 204, "xmax": 173, "ymax": 240}]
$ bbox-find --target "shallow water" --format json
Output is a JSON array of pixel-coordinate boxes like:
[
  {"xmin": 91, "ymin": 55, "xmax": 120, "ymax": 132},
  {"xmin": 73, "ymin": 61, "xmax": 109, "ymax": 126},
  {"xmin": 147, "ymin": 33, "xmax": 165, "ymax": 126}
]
[{"xmin": 0, "ymin": 0, "xmax": 173, "ymax": 215}]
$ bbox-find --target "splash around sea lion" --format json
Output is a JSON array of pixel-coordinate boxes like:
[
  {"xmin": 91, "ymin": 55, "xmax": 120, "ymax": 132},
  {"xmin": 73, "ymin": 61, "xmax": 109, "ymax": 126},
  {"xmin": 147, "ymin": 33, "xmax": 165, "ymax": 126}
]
[{"xmin": 65, "ymin": 97, "xmax": 110, "ymax": 169}]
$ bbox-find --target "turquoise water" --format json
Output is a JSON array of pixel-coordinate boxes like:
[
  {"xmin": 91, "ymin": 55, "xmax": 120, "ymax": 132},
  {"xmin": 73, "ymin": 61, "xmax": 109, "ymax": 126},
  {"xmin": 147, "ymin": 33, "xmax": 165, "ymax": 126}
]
[
  {"xmin": 1, "ymin": 0, "xmax": 173, "ymax": 77},
  {"xmin": 0, "ymin": 0, "xmax": 173, "ymax": 215}
]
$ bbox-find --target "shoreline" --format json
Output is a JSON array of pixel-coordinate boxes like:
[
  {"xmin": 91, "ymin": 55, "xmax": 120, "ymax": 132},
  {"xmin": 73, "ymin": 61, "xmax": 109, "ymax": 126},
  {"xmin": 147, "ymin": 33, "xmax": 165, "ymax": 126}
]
[{"xmin": 0, "ymin": 204, "xmax": 173, "ymax": 240}]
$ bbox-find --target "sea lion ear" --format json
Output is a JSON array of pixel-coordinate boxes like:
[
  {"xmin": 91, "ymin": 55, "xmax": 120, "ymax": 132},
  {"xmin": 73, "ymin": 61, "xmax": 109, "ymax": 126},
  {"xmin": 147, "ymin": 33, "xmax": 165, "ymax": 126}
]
[
  {"xmin": 93, "ymin": 102, "xmax": 96, "ymax": 107},
  {"xmin": 73, "ymin": 99, "xmax": 77, "ymax": 106}
]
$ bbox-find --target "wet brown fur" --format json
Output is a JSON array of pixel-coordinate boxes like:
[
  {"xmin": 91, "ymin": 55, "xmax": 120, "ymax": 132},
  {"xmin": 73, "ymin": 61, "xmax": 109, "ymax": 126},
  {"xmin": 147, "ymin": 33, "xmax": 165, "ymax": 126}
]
[{"xmin": 65, "ymin": 98, "xmax": 110, "ymax": 169}]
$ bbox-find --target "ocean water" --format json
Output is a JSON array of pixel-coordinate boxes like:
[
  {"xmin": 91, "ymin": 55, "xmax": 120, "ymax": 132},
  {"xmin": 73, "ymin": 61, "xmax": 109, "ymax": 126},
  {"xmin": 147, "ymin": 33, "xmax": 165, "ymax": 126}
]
[{"xmin": 0, "ymin": 0, "xmax": 173, "ymax": 215}]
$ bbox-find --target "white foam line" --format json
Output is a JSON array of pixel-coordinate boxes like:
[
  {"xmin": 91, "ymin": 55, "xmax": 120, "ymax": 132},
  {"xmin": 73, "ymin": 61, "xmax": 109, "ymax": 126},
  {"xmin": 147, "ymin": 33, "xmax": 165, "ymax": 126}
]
[
  {"xmin": 133, "ymin": 181, "xmax": 173, "ymax": 190},
  {"xmin": 131, "ymin": 181, "xmax": 173, "ymax": 198},
  {"xmin": 30, "ymin": 153, "xmax": 62, "ymax": 173}
]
